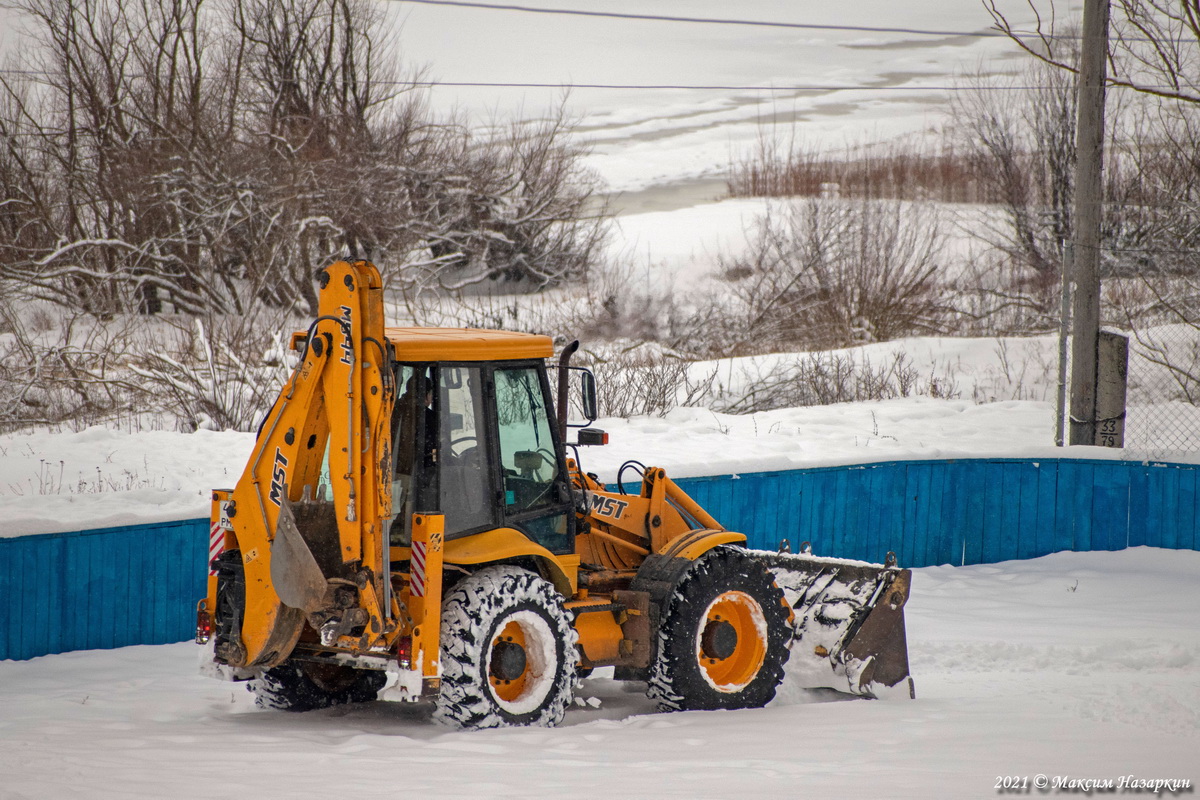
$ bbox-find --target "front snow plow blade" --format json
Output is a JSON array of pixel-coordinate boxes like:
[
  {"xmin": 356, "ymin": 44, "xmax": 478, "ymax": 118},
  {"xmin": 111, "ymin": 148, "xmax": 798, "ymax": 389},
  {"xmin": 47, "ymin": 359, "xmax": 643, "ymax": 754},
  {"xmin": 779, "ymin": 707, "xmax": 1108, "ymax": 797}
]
[{"xmin": 757, "ymin": 548, "xmax": 915, "ymax": 699}]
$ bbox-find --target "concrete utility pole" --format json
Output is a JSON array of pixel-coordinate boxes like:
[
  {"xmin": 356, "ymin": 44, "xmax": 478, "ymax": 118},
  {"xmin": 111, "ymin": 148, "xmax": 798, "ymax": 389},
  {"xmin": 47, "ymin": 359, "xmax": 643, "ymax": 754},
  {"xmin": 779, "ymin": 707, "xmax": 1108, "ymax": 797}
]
[
  {"xmin": 1068, "ymin": 0, "xmax": 1110, "ymax": 445},
  {"xmin": 1095, "ymin": 330, "xmax": 1128, "ymax": 447}
]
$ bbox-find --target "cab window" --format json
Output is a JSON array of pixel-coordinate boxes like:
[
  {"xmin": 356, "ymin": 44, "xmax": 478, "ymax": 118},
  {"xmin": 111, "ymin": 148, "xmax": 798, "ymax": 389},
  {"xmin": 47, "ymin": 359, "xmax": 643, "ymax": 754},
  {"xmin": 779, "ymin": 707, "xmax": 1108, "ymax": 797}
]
[
  {"xmin": 495, "ymin": 367, "xmax": 561, "ymax": 512},
  {"xmin": 437, "ymin": 366, "xmax": 493, "ymax": 533}
]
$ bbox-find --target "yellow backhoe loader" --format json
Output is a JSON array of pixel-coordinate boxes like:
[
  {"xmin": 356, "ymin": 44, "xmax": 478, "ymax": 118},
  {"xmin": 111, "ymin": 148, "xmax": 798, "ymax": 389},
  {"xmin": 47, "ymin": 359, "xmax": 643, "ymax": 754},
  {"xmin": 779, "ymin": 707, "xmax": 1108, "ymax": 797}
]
[{"xmin": 196, "ymin": 260, "xmax": 914, "ymax": 728}]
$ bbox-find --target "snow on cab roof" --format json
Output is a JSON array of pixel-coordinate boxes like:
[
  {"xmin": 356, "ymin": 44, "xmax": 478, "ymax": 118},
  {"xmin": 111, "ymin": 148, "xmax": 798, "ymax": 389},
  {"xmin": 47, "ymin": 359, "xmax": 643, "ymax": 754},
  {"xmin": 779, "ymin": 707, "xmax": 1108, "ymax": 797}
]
[{"xmin": 383, "ymin": 327, "xmax": 554, "ymax": 361}]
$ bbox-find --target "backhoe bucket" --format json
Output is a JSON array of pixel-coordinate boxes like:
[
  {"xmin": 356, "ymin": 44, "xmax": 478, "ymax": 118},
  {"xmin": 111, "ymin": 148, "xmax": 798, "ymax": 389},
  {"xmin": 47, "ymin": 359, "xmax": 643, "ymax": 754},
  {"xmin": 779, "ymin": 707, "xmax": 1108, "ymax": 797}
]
[
  {"xmin": 756, "ymin": 549, "xmax": 915, "ymax": 699},
  {"xmin": 270, "ymin": 495, "xmax": 329, "ymax": 614}
]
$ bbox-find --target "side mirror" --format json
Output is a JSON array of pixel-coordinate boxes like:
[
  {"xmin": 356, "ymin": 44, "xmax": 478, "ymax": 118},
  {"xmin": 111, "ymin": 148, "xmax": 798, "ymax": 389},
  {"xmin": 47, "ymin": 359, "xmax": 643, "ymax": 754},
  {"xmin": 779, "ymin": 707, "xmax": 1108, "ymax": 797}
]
[{"xmin": 580, "ymin": 370, "xmax": 598, "ymax": 423}]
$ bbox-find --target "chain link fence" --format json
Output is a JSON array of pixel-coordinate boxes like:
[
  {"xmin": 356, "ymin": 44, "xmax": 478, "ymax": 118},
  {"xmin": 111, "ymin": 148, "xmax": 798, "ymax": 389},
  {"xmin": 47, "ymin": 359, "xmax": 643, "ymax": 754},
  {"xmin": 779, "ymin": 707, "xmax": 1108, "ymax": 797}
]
[{"xmin": 1124, "ymin": 318, "xmax": 1200, "ymax": 457}]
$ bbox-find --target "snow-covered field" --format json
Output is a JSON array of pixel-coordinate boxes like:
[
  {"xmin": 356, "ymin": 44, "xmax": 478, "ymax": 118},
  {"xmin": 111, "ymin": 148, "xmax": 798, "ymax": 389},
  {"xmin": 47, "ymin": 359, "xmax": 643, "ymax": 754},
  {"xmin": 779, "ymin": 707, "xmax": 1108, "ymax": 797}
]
[
  {"xmin": 392, "ymin": 0, "xmax": 1053, "ymax": 196},
  {"xmin": 1, "ymin": 0, "xmax": 1058, "ymax": 202},
  {"xmin": 1, "ymin": 547, "xmax": 1195, "ymax": 799}
]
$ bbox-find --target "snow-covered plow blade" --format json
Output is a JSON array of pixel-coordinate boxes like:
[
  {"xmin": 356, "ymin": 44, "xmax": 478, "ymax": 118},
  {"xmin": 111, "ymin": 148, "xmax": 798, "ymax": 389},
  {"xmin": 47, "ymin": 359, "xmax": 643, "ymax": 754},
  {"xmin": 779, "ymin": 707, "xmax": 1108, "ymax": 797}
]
[{"xmin": 757, "ymin": 547, "xmax": 915, "ymax": 699}]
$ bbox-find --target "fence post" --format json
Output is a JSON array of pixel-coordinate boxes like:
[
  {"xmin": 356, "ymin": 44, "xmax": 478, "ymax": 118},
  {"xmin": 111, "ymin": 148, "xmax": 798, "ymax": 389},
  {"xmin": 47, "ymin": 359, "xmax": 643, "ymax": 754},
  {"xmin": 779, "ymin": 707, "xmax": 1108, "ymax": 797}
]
[{"xmin": 1056, "ymin": 242, "xmax": 1073, "ymax": 447}]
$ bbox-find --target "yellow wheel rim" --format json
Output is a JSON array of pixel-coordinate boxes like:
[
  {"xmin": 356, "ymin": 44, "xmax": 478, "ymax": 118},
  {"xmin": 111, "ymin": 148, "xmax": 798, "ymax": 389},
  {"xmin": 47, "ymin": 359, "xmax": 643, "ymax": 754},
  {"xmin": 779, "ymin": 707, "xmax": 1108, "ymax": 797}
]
[
  {"xmin": 697, "ymin": 590, "xmax": 767, "ymax": 692},
  {"xmin": 489, "ymin": 620, "xmax": 530, "ymax": 703}
]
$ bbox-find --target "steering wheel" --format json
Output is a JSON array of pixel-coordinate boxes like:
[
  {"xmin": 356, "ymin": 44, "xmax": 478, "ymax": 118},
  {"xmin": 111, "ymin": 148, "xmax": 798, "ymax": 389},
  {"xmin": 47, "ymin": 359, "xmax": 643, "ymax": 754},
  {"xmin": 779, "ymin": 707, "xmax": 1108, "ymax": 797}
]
[{"xmin": 449, "ymin": 435, "xmax": 478, "ymax": 457}]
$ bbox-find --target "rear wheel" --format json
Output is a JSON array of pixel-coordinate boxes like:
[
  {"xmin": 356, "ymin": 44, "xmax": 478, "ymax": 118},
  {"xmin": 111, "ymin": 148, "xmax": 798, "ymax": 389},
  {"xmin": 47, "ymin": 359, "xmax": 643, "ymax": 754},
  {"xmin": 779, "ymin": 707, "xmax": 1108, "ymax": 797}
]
[
  {"xmin": 648, "ymin": 546, "xmax": 791, "ymax": 711},
  {"xmin": 249, "ymin": 661, "xmax": 385, "ymax": 712},
  {"xmin": 434, "ymin": 566, "xmax": 577, "ymax": 729}
]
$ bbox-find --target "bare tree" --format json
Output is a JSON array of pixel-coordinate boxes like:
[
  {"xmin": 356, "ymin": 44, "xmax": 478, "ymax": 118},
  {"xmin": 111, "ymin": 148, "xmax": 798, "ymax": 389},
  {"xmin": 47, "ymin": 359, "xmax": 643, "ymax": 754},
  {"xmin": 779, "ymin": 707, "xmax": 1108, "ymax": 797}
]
[
  {"xmin": 986, "ymin": 0, "xmax": 1200, "ymax": 105},
  {"xmin": 953, "ymin": 54, "xmax": 1080, "ymax": 282},
  {"xmin": 0, "ymin": 0, "xmax": 607, "ymax": 321},
  {"xmin": 0, "ymin": 0, "xmax": 610, "ymax": 432},
  {"xmin": 390, "ymin": 105, "xmax": 607, "ymax": 298}
]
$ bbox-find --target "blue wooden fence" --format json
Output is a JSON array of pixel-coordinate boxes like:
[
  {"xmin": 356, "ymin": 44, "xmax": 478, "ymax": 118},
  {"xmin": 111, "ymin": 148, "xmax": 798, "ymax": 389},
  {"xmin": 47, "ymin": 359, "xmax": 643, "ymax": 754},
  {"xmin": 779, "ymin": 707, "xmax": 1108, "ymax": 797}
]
[
  {"xmin": 3, "ymin": 458, "xmax": 1198, "ymax": 661},
  {"xmin": 0, "ymin": 518, "xmax": 209, "ymax": 661},
  {"xmin": 668, "ymin": 457, "xmax": 1199, "ymax": 567}
]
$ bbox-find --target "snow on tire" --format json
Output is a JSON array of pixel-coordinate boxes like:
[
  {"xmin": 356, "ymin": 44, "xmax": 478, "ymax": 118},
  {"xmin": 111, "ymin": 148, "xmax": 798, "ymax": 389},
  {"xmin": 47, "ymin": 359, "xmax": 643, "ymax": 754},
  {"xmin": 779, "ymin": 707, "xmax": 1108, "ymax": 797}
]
[
  {"xmin": 648, "ymin": 546, "xmax": 791, "ymax": 712},
  {"xmin": 433, "ymin": 565, "xmax": 578, "ymax": 729}
]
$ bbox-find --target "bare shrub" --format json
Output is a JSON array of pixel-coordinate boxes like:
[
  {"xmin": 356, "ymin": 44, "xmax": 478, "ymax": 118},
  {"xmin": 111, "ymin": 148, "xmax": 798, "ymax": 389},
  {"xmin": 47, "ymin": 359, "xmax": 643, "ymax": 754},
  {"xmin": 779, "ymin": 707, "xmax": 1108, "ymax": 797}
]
[
  {"xmin": 388, "ymin": 108, "xmax": 609, "ymax": 295},
  {"xmin": 952, "ymin": 58, "xmax": 1078, "ymax": 284},
  {"xmin": 582, "ymin": 345, "xmax": 716, "ymax": 418},
  {"xmin": 976, "ymin": 4, "xmax": 1200, "ymax": 277},
  {"xmin": 1111, "ymin": 275, "xmax": 1200, "ymax": 402},
  {"xmin": 949, "ymin": 37, "xmax": 1200, "ymax": 336},
  {"xmin": 0, "ymin": 301, "xmax": 142, "ymax": 432},
  {"xmin": 0, "ymin": 290, "xmax": 301, "ymax": 433},
  {"xmin": 728, "ymin": 133, "xmax": 984, "ymax": 203},
  {"xmin": 713, "ymin": 351, "xmax": 959, "ymax": 415},
  {"xmin": 564, "ymin": 258, "xmax": 719, "ymax": 352},
  {"xmin": 719, "ymin": 198, "xmax": 947, "ymax": 353},
  {"xmin": 1106, "ymin": 105, "xmax": 1200, "ymax": 278},
  {"xmin": 128, "ymin": 308, "xmax": 297, "ymax": 432},
  {"xmin": 947, "ymin": 252, "xmax": 1062, "ymax": 336}
]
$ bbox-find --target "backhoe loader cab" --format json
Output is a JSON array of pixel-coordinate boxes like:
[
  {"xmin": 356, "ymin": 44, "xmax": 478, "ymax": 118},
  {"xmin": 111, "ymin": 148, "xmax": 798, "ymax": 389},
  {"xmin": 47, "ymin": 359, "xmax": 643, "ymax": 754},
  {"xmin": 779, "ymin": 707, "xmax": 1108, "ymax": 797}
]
[
  {"xmin": 386, "ymin": 344, "xmax": 578, "ymax": 554},
  {"xmin": 198, "ymin": 260, "xmax": 914, "ymax": 729}
]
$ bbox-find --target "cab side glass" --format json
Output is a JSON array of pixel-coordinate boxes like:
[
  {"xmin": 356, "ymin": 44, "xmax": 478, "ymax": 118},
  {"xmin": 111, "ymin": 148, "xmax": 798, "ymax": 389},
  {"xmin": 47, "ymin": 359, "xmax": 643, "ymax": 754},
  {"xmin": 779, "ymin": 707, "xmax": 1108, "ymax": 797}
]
[
  {"xmin": 389, "ymin": 364, "xmax": 421, "ymax": 545},
  {"xmin": 495, "ymin": 367, "xmax": 561, "ymax": 513},
  {"xmin": 437, "ymin": 366, "xmax": 493, "ymax": 534}
]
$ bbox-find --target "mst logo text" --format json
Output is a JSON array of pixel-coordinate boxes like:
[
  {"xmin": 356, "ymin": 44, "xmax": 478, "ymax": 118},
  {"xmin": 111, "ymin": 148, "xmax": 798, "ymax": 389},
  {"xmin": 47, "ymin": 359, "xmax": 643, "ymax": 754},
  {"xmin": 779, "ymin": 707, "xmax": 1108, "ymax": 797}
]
[
  {"xmin": 590, "ymin": 494, "xmax": 629, "ymax": 519},
  {"xmin": 267, "ymin": 448, "xmax": 288, "ymax": 507}
]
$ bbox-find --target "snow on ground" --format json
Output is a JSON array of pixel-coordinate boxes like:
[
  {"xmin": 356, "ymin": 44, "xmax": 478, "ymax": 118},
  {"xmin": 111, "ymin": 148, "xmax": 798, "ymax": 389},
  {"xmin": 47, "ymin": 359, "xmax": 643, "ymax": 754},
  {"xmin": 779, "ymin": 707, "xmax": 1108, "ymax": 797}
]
[
  {"xmin": 0, "ymin": 4, "xmax": 1193, "ymax": 793},
  {"xmin": 1, "ymin": 547, "xmax": 1195, "ymax": 799},
  {"xmin": 0, "ymin": 6, "xmax": 1194, "ymax": 789},
  {"xmin": 608, "ymin": 196, "xmax": 1002, "ymax": 293}
]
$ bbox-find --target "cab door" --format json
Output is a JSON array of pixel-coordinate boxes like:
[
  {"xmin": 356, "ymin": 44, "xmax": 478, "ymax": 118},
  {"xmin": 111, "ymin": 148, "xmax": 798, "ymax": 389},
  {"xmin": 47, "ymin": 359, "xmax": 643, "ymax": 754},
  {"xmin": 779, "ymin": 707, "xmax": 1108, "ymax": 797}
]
[
  {"xmin": 492, "ymin": 364, "xmax": 575, "ymax": 554},
  {"xmin": 436, "ymin": 365, "xmax": 495, "ymax": 534},
  {"xmin": 390, "ymin": 363, "xmax": 496, "ymax": 544}
]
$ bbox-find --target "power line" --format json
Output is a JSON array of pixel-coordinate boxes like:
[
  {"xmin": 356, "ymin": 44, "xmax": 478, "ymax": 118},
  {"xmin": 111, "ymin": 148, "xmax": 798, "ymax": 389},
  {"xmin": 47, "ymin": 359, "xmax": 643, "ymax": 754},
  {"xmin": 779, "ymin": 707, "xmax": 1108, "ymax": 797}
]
[
  {"xmin": 393, "ymin": 1, "xmax": 1162, "ymax": 44},
  {"xmin": 413, "ymin": 81, "xmax": 1190, "ymax": 93},
  {"xmin": 0, "ymin": 68, "xmax": 1160, "ymax": 93},
  {"xmin": 411, "ymin": 81, "xmax": 1049, "ymax": 91},
  {"xmin": 390, "ymin": 0, "xmax": 1014, "ymax": 39}
]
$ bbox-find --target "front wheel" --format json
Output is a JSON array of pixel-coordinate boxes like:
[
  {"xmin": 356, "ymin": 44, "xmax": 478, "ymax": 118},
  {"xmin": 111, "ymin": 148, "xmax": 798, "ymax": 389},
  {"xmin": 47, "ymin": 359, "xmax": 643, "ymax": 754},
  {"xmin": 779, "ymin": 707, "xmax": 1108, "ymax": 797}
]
[
  {"xmin": 434, "ymin": 566, "xmax": 578, "ymax": 729},
  {"xmin": 648, "ymin": 546, "xmax": 791, "ymax": 712}
]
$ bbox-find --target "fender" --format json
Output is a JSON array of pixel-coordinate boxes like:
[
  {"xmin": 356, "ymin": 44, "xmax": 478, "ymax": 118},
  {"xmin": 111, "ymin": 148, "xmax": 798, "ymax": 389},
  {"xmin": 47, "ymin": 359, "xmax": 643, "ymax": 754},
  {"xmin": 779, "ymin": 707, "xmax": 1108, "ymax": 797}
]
[
  {"xmin": 441, "ymin": 527, "xmax": 577, "ymax": 596},
  {"xmin": 661, "ymin": 528, "xmax": 747, "ymax": 561}
]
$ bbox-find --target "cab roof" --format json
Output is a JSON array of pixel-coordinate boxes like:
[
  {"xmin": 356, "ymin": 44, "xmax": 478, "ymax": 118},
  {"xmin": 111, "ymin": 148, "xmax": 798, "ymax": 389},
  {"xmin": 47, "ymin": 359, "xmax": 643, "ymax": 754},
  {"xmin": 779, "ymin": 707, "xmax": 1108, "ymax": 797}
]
[{"xmin": 383, "ymin": 327, "xmax": 554, "ymax": 361}]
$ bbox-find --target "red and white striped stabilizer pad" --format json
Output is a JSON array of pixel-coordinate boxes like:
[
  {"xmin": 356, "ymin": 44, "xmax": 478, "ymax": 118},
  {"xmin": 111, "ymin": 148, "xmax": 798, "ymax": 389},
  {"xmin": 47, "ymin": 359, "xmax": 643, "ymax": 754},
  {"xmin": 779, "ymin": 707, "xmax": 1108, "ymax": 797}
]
[
  {"xmin": 208, "ymin": 521, "xmax": 223, "ymax": 576},
  {"xmin": 410, "ymin": 540, "xmax": 427, "ymax": 597}
]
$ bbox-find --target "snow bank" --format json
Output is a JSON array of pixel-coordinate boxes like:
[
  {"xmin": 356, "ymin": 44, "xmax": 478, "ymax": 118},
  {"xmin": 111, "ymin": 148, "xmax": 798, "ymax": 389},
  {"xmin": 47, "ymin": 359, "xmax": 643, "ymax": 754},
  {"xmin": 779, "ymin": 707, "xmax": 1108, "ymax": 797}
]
[
  {"xmin": 0, "ymin": 428, "xmax": 252, "ymax": 538},
  {"xmin": 4, "ymin": 389, "xmax": 1190, "ymax": 539}
]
